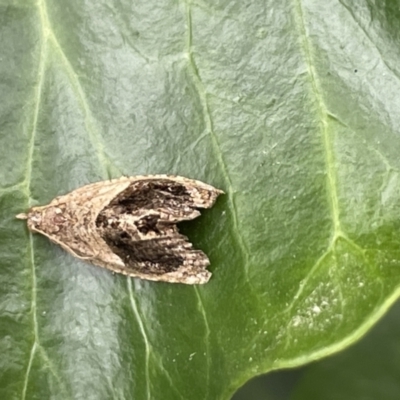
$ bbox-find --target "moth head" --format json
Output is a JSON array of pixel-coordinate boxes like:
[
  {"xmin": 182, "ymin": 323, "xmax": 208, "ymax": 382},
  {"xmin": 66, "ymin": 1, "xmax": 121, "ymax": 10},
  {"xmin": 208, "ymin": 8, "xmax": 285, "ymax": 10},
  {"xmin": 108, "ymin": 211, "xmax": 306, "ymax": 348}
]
[{"xmin": 17, "ymin": 205, "xmax": 67, "ymax": 234}]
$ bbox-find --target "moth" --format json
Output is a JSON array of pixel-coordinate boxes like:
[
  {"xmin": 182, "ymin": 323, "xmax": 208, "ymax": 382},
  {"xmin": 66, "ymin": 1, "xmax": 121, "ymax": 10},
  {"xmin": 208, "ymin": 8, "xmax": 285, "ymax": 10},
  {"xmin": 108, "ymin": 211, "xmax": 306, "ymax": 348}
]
[{"xmin": 17, "ymin": 175, "xmax": 223, "ymax": 284}]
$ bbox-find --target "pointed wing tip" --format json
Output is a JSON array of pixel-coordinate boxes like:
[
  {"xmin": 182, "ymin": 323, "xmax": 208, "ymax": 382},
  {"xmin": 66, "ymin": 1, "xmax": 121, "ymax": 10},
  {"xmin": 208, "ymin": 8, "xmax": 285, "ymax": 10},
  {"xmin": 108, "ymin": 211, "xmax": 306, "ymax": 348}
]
[{"xmin": 193, "ymin": 187, "xmax": 224, "ymax": 209}]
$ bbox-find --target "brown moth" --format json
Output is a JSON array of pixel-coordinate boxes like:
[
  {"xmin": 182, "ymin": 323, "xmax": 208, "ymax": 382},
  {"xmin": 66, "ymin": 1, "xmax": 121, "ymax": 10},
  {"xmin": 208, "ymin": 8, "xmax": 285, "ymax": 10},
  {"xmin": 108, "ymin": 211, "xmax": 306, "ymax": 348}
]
[{"xmin": 17, "ymin": 175, "xmax": 223, "ymax": 284}]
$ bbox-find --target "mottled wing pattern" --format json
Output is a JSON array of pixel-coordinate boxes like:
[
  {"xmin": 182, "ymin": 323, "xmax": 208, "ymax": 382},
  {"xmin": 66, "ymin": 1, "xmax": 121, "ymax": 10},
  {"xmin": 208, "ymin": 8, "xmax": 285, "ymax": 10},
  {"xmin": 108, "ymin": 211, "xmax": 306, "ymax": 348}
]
[{"xmin": 95, "ymin": 178, "xmax": 218, "ymax": 281}]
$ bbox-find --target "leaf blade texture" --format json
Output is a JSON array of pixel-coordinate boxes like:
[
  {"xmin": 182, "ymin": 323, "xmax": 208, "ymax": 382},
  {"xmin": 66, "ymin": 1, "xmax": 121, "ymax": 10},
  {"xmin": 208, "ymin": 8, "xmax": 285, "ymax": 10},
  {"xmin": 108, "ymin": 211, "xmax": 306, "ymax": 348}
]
[{"xmin": 1, "ymin": 0, "xmax": 400, "ymax": 399}]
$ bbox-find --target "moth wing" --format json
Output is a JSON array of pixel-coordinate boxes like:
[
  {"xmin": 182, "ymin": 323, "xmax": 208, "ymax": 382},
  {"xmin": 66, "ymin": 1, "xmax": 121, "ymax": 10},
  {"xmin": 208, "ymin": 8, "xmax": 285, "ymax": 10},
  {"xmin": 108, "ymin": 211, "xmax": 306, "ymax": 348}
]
[
  {"xmin": 107, "ymin": 177, "xmax": 222, "ymax": 221},
  {"xmin": 100, "ymin": 232, "xmax": 211, "ymax": 284},
  {"xmin": 95, "ymin": 177, "xmax": 221, "ymax": 284}
]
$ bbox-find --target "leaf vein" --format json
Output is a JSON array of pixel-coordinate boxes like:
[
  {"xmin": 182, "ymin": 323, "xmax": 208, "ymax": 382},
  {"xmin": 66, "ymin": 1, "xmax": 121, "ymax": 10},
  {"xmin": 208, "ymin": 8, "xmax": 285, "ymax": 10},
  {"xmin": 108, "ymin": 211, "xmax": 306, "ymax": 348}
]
[
  {"xmin": 21, "ymin": 2, "xmax": 47, "ymax": 393},
  {"xmin": 21, "ymin": 341, "xmax": 37, "ymax": 400},
  {"xmin": 38, "ymin": 0, "xmax": 119, "ymax": 178},
  {"xmin": 294, "ymin": 0, "xmax": 342, "ymax": 234},
  {"xmin": 127, "ymin": 279, "xmax": 151, "ymax": 400},
  {"xmin": 194, "ymin": 287, "xmax": 210, "ymax": 399},
  {"xmin": 183, "ymin": 0, "xmax": 251, "ymax": 276},
  {"xmin": 37, "ymin": 345, "xmax": 70, "ymax": 398}
]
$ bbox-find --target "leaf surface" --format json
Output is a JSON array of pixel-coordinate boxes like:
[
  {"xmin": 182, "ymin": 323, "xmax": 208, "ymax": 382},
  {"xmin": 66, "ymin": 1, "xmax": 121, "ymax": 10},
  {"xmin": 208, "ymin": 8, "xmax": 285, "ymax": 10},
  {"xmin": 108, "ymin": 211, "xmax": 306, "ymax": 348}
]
[{"xmin": 2, "ymin": 0, "xmax": 400, "ymax": 399}]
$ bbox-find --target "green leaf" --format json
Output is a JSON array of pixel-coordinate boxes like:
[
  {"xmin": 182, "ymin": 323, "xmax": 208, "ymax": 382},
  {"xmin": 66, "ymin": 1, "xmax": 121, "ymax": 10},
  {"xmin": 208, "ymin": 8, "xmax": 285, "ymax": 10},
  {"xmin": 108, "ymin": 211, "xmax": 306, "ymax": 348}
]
[
  {"xmin": 292, "ymin": 301, "xmax": 400, "ymax": 400},
  {"xmin": 2, "ymin": 0, "xmax": 400, "ymax": 399}
]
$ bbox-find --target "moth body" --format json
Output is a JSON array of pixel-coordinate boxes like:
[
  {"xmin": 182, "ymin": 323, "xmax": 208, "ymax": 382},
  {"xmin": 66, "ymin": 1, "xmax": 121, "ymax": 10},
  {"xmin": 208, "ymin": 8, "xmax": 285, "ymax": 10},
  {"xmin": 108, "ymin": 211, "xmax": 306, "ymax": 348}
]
[{"xmin": 18, "ymin": 175, "xmax": 223, "ymax": 284}]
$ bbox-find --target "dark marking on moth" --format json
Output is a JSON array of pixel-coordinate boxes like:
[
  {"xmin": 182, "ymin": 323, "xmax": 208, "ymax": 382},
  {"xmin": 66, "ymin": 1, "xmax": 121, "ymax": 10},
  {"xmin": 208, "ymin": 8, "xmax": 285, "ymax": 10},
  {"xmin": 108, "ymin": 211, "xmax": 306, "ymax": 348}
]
[
  {"xmin": 134, "ymin": 214, "xmax": 161, "ymax": 234},
  {"xmin": 109, "ymin": 180, "xmax": 192, "ymax": 212},
  {"xmin": 103, "ymin": 234, "xmax": 185, "ymax": 275}
]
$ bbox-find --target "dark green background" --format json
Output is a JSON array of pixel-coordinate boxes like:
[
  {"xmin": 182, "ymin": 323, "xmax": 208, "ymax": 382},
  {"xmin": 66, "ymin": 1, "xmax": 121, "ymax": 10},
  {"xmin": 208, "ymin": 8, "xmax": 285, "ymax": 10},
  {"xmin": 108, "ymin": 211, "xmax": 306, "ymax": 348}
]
[{"xmin": 1, "ymin": 0, "xmax": 400, "ymax": 399}]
